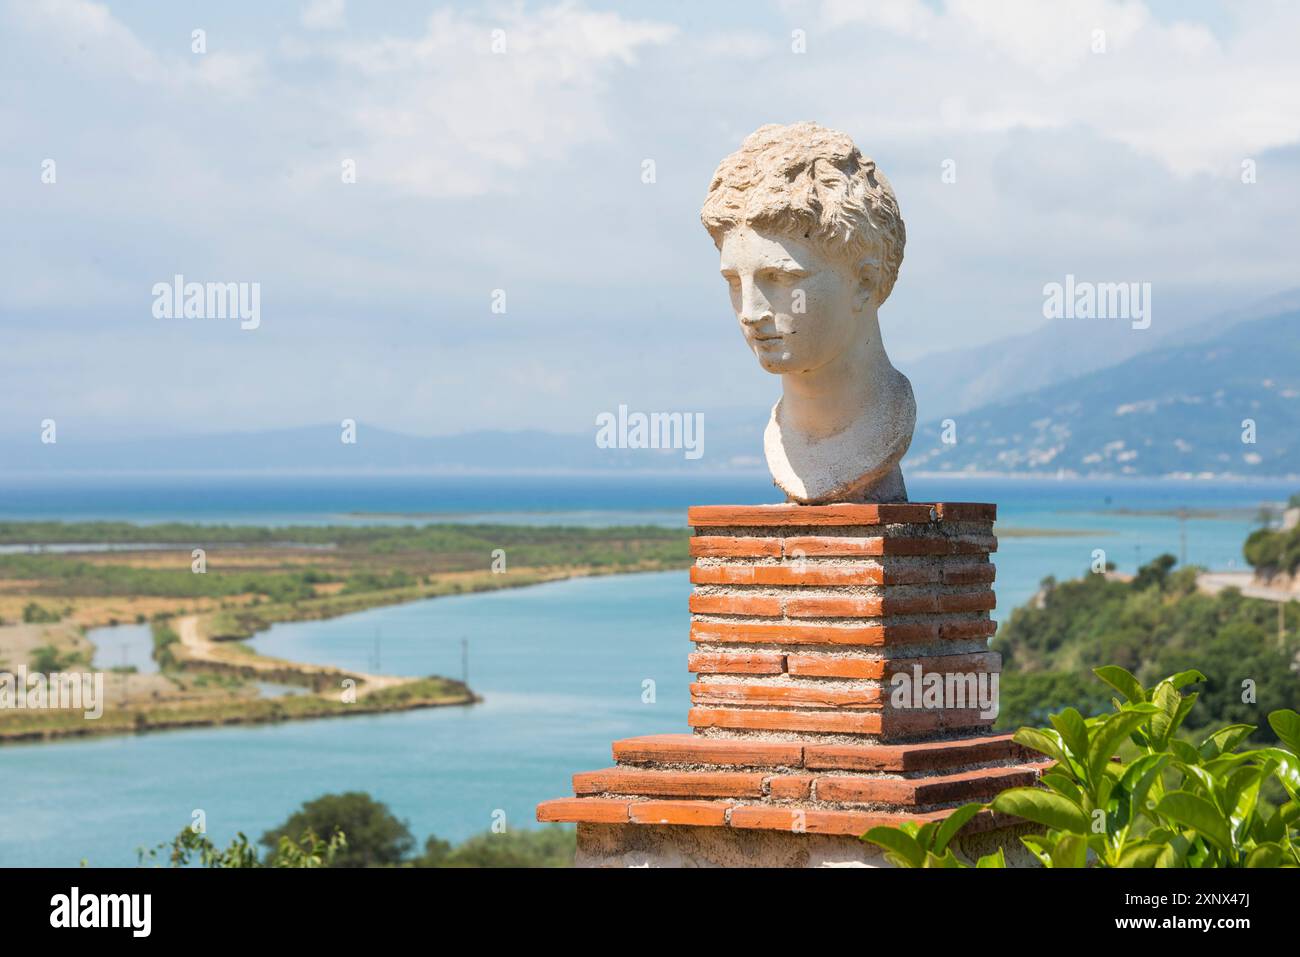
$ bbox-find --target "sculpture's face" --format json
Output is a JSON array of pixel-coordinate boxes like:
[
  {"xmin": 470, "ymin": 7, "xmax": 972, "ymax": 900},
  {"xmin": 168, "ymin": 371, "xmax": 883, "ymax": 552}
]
[{"xmin": 718, "ymin": 225, "xmax": 862, "ymax": 375}]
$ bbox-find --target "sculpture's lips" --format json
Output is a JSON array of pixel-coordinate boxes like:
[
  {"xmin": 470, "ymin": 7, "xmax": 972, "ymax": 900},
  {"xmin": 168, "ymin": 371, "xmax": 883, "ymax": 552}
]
[{"xmin": 751, "ymin": 334, "xmax": 782, "ymax": 343}]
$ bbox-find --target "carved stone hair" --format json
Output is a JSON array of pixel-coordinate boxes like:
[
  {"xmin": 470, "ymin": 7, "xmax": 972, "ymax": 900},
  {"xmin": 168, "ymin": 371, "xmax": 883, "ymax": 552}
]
[{"xmin": 700, "ymin": 122, "xmax": 906, "ymax": 305}]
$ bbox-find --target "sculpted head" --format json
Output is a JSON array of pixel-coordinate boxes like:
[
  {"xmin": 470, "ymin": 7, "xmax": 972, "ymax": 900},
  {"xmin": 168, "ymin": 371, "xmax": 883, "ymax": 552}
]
[
  {"xmin": 700, "ymin": 122, "xmax": 906, "ymax": 376},
  {"xmin": 700, "ymin": 122, "xmax": 915, "ymax": 504}
]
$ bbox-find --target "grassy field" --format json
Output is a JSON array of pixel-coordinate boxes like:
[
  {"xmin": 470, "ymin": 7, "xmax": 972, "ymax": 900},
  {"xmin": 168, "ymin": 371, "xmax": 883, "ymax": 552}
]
[{"xmin": 0, "ymin": 521, "xmax": 692, "ymax": 743}]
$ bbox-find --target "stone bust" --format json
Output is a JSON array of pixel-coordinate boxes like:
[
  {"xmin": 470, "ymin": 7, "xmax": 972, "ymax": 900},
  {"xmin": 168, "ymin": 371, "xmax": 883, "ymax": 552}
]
[{"xmin": 701, "ymin": 122, "xmax": 915, "ymax": 504}]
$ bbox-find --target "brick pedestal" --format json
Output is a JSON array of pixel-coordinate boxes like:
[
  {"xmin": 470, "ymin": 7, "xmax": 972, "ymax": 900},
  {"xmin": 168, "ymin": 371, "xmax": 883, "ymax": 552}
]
[{"xmin": 537, "ymin": 503, "xmax": 1046, "ymax": 866}]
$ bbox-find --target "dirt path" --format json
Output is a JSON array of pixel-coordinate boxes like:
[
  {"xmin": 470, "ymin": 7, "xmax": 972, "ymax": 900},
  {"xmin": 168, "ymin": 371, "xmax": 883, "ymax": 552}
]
[
  {"xmin": 1197, "ymin": 571, "xmax": 1300, "ymax": 603},
  {"xmin": 174, "ymin": 614, "xmax": 408, "ymax": 697}
]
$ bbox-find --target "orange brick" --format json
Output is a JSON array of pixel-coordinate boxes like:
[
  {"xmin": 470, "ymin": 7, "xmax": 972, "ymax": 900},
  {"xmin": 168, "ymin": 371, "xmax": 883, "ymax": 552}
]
[
  {"xmin": 688, "ymin": 504, "xmax": 934, "ymax": 527},
  {"xmin": 785, "ymin": 655, "xmax": 885, "ymax": 679},
  {"xmin": 880, "ymin": 565, "xmax": 944, "ymax": 585},
  {"xmin": 690, "ymin": 682, "xmax": 881, "ymax": 710},
  {"xmin": 939, "ymin": 591, "xmax": 997, "ymax": 613},
  {"xmin": 939, "ymin": 619, "xmax": 998, "ymax": 640},
  {"xmin": 878, "ymin": 707, "xmax": 996, "ymax": 739},
  {"xmin": 881, "ymin": 538, "xmax": 957, "ymax": 556},
  {"xmin": 688, "ymin": 594, "xmax": 783, "ymax": 617},
  {"xmin": 688, "ymin": 707, "xmax": 881, "ymax": 735},
  {"xmin": 728, "ymin": 806, "xmax": 905, "ymax": 836},
  {"xmin": 612, "ymin": 734, "xmax": 803, "ymax": 767},
  {"xmin": 691, "ymin": 621, "xmax": 937, "ymax": 646},
  {"xmin": 784, "ymin": 595, "xmax": 942, "ymax": 617},
  {"xmin": 766, "ymin": 774, "xmax": 814, "ymax": 800},
  {"xmin": 690, "ymin": 536, "xmax": 781, "ymax": 558},
  {"xmin": 933, "ymin": 503, "xmax": 997, "ymax": 522},
  {"xmin": 784, "ymin": 596, "xmax": 879, "ymax": 618},
  {"xmin": 783, "ymin": 536, "xmax": 884, "ymax": 557},
  {"xmin": 690, "ymin": 564, "xmax": 886, "ymax": 586},
  {"xmin": 814, "ymin": 764, "xmax": 1042, "ymax": 807},
  {"xmin": 688, "ymin": 652, "xmax": 786, "ymax": 675},
  {"xmin": 573, "ymin": 767, "xmax": 766, "ymax": 798},
  {"xmin": 954, "ymin": 536, "xmax": 998, "ymax": 554},
  {"xmin": 629, "ymin": 800, "xmax": 731, "ymax": 827},
  {"xmin": 942, "ymin": 563, "xmax": 996, "ymax": 585},
  {"xmin": 804, "ymin": 735, "xmax": 1021, "ymax": 773},
  {"xmin": 880, "ymin": 650, "xmax": 1001, "ymax": 678},
  {"xmin": 723, "ymin": 803, "xmax": 1011, "ymax": 837},
  {"xmin": 536, "ymin": 798, "xmax": 629, "ymax": 824}
]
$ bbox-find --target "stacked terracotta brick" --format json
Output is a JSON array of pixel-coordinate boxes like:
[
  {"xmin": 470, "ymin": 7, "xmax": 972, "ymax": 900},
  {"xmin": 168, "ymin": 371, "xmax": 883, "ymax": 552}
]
[{"xmin": 538, "ymin": 503, "xmax": 1049, "ymax": 838}]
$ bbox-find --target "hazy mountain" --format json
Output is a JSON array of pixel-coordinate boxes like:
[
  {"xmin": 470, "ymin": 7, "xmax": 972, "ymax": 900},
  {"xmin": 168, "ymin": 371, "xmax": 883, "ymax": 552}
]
[
  {"xmin": 5, "ymin": 294, "xmax": 1297, "ymax": 479},
  {"xmin": 901, "ymin": 289, "xmax": 1300, "ymax": 424},
  {"xmin": 0, "ymin": 409, "xmax": 769, "ymax": 475},
  {"xmin": 908, "ymin": 310, "xmax": 1300, "ymax": 477}
]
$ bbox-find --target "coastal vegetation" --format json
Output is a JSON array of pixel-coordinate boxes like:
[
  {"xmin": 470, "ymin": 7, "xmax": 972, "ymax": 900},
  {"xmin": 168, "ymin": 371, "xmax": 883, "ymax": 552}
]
[
  {"xmin": 994, "ymin": 555, "xmax": 1300, "ymax": 741},
  {"xmin": 0, "ymin": 674, "xmax": 471, "ymax": 743},
  {"xmin": 1243, "ymin": 493, "xmax": 1300, "ymax": 577},
  {"xmin": 0, "ymin": 520, "xmax": 690, "ymax": 745},
  {"xmin": 864, "ymin": 669, "xmax": 1300, "ymax": 868},
  {"xmin": 139, "ymin": 791, "xmax": 574, "ymax": 868},
  {"xmin": 0, "ymin": 521, "xmax": 689, "ymax": 626}
]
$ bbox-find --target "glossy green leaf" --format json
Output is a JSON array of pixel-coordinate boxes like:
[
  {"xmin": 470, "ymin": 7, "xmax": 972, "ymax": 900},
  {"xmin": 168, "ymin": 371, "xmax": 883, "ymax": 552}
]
[
  {"xmin": 1198, "ymin": 724, "xmax": 1256, "ymax": 760},
  {"xmin": 1088, "ymin": 710, "xmax": 1152, "ymax": 782},
  {"xmin": 1167, "ymin": 669, "xmax": 1207, "ymax": 691},
  {"xmin": 1269, "ymin": 709, "xmax": 1300, "ymax": 757},
  {"xmin": 861, "ymin": 826, "xmax": 924, "ymax": 867},
  {"xmin": 1051, "ymin": 707, "xmax": 1091, "ymax": 765},
  {"xmin": 1013, "ymin": 727, "xmax": 1071, "ymax": 770},
  {"xmin": 1051, "ymin": 833, "xmax": 1089, "ymax": 868},
  {"xmin": 1246, "ymin": 843, "xmax": 1284, "ymax": 868},
  {"xmin": 1117, "ymin": 843, "xmax": 1164, "ymax": 868},
  {"xmin": 932, "ymin": 802, "xmax": 985, "ymax": 855},
  {"xmin": 991, "ymin": 788, "xmax": 1090, "ymax": 833},
  {"xmin": 1093, "ymin": 666, "xmax": 1145, "ymax": 704},
  {"xmin": 1156, "ymin": 792, "xmax": 1233, "ymax": 853}
]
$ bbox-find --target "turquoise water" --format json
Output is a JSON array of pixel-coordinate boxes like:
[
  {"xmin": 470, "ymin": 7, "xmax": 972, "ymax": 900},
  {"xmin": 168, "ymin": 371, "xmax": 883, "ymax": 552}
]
[
  {"xmin": 88, "ymin": 623, "xmax": 157, "ymax": 675},
  {"xmin": 0, "ymin": 573, "xmax": 689, "ymax": 867},
  {"xmin": 0, "ymin": 476, "xmax": 1290, "ymax": 866}
]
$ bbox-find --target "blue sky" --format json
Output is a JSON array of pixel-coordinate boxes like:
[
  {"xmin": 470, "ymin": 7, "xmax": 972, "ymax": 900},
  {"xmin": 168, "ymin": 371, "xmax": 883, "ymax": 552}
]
[{"xmin": 2, "ymin": 0, "xmax": 1298, "ymax": 441}]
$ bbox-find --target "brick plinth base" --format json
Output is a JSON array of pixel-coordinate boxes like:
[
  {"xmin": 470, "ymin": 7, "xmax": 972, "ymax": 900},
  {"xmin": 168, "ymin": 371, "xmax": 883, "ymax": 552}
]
[{"xmin": 537, "ymin": 502, "xmax": 1044, "ymax": 864}]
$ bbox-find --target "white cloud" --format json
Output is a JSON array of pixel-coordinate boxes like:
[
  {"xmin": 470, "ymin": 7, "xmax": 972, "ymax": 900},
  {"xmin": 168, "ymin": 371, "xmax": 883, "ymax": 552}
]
[
  {"xmin": 2, "ymin": 0, "xmax": 1298, "ymax": 438},
  {"xmin": 312, "ymin": 3, "xmax": 677, "ymax": 197},
  {"xmin": 4, "ymin": 0, "xmax": 265, "ymax": 98},
  {"xmin": 301, "ymin": 0, "xmax": 346, "ymax": 32},
  {"xmin": 797, "ymin": 0, "xmax": 1300, "ymax": 176}
]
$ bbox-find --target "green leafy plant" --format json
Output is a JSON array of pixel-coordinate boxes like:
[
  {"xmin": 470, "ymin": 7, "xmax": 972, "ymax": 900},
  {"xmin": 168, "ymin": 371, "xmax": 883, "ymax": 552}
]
[
  {"xmin": 139, "ymin": 827, "xmax": 346, "ymax": 868},
  {"xmin": 862, "ymin": 667, "xmax": 1300, "ymax": 868},
  {"xmin": 860, "ymin": 802, "xmax": 1006, "ymax": 868}
]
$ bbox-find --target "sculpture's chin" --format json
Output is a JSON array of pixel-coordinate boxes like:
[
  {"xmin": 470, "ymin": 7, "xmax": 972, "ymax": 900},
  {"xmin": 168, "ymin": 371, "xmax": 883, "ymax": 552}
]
[{"xmin": 755, "ymin": 353, "xmax": 796, "ymax": 374}]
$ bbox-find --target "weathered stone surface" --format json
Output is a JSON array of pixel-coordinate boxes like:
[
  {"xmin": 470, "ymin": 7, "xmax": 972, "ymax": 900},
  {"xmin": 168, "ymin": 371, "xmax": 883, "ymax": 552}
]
[{"xmin": 701, "ymin": 123, "xmax": 914, "ymax": 504}]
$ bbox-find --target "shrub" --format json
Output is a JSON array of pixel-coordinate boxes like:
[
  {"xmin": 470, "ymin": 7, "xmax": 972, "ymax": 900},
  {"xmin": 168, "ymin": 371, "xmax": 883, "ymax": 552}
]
[
  {"xmin": 259, "ymin": 792, "xmax": 413, "ymax": 868},
  {"xmin": 22, "ymin": 602, "xmax": 60, "ymax": 624},
  {"xmin": 862, "ymin": 667, "xmax": 1300, "ymax": 868}
]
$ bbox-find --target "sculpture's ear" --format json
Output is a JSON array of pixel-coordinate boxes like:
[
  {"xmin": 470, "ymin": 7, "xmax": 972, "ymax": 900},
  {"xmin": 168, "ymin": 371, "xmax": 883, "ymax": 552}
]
[{"xmin": 854, "ymin": 258, "xmax": 880, "ymax": 312}]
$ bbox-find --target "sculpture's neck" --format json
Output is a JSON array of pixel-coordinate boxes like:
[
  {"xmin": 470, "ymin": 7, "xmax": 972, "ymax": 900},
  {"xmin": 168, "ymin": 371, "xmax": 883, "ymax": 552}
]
[{"xmin": 779, "ymin": 329, "xmax": 892, "ymax": 440}]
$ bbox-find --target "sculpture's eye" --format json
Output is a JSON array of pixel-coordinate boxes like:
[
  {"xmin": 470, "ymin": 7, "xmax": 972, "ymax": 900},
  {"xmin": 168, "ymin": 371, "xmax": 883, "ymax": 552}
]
[{"xmin": 762, "ymin": 268, "xmax": 808, "ymax": 285}]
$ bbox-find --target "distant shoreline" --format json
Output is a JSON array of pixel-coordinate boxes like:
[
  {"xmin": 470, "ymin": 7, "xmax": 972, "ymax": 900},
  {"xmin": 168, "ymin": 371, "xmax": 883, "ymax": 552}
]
[{"xmin": 0, "ymin": 469, "xmax": 1296, "ymax": 482}]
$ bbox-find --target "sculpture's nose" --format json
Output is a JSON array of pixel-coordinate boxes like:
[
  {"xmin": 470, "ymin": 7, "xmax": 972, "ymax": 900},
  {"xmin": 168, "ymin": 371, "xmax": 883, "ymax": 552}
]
[{"xmin": 739, "ymin": 277, "xmax": 772, "ymax": 326}]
